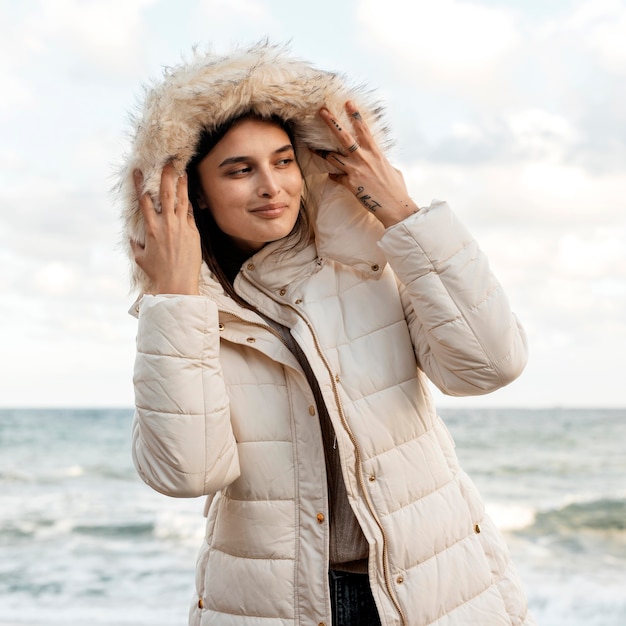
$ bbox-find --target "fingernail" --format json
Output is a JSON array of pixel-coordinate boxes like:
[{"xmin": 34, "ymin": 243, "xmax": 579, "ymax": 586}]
[{"xmin": 133, "ymin": 169, "xmax": 143, "ymax": 182}]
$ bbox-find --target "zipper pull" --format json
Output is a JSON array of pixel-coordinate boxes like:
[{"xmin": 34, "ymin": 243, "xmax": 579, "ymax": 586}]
[{"xmin": 333, "ymin": 434, "xmax": 337, "ymax": 450}]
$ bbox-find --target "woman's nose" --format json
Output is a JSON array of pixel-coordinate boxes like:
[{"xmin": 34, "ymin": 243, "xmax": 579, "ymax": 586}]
[{"xmin": 257, "ymin": 168, "xmax": 280, "ymax": 197}]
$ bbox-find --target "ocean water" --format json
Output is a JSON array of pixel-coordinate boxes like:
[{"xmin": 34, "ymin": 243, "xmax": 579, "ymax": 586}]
[{"xmin": 0, "ymin": 407, "xmax": 624, "ymax": 625}]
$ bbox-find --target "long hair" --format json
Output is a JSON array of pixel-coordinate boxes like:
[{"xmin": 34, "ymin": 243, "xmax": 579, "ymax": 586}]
[{"xmin": 186, "ymin": 112, "xmax": 311, "ymax": 308}]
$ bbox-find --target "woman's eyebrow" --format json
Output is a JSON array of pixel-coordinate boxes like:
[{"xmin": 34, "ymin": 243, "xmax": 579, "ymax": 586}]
[
  {"xmin": 274, "ymin": 143, "xmax": 294, "ymax": 154},
  {"xmin": 218, "ymin": 155, "xmax": 248, "ymax": 167},
  {"xmin": 218, "ymin": 144, "xmax": 294, "ymax": 168}
]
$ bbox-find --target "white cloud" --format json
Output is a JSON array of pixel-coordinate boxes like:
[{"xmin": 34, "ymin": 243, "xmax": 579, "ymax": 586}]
[
  {"xmin": 0, "ymin": 8, "xmax": 40, "ymax": 114},
  {"xmin": 556, "ymin": 228, "xmax": 626, "ymax": 280},
  {"xmin": 0, "ymin": 68, "xmax": 33, "ymax": 114},
  {"xmin": 507, "ymin": 109, "xmax": 580, "ymax": 161},
  {"xmin": 33, "ymin": 262, "xmax": 78, "ymax": 297},
  {"xmin": 198, "ymin": 0, "xmax": 270, "ymax": 21},
  {"xmin": 358, "ymin": 0, "xmax": 626, "ymax": 178},
  {"xmin": 402, "ymin": 158, "xmax": 625, "ymax": 226},
  {"xmin": 31, "ymin": 0, "xmax": 154, "ymax": 76},
  {"xmin": 356, "ymin": 0, "xmax": 521, "ymax": 96},
  {"xmin": 564, "ymin": 0, "xmax": 626, "ymax": 75}
]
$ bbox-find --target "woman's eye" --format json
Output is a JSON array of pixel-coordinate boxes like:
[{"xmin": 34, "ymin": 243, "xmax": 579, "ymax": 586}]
[
  {"xmin": 277, "ymin": 158, "xmax": 294, "ymax": 167},
  {"xmin": 228, "ymin": 166, "xmax": 251, "ymax": 176}
]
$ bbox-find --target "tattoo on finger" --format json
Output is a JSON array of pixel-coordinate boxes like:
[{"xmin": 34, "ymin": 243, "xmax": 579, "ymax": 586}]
[{"xmin": 350, "ymin": 111, "xmax": 362, "ymax": 121}]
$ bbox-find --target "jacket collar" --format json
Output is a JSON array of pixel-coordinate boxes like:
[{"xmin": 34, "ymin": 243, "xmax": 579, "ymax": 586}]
[{"xmin": 199, "ymin": 167, "xmax": 388, "ymax": 314}]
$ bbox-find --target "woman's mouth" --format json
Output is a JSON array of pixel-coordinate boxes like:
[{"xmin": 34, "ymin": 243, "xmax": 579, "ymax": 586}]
[{"xmin": 249, "ymin": 203, "xmax": 288, "ymax": 218}]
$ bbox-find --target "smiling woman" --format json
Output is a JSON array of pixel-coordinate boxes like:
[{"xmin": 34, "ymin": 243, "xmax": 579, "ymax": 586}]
[
  {"xmin": 194, "ymin": 117, "xmax": 303, "ymax": 253},
  {"xmin": 118, "ymin": 41, "xmax": 532, "ymax": 626},
  {"xmin": 184, "ymin": 114, "xmax": 309, "ymax": 304}
]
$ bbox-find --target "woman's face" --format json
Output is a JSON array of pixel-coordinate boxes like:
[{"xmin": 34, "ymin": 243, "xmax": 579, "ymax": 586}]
[{"xmin": 196, "ymin": 117, "xmax": 303, "ymax": 254}]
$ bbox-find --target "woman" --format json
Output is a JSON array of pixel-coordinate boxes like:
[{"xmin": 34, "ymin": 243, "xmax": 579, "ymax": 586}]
[{"xmin": 119, "ymin": 42, "xmax": 533, "ymax": 626}]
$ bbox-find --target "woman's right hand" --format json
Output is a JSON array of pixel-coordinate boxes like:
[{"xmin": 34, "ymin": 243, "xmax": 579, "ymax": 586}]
[{"xmin": 130, "ymin": 163, "xmax": 202, "ymax": 295}]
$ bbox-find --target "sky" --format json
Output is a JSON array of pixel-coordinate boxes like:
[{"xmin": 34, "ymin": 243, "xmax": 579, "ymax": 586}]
[{"xmin": 0, "ymin": 0, "xmax": 624, "ymax": 408}]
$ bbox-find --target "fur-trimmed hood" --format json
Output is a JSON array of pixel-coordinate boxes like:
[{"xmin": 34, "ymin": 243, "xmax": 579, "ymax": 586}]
[{"xmin": 118, "ymin": 41, "xmax": 393, "ymax": 294}]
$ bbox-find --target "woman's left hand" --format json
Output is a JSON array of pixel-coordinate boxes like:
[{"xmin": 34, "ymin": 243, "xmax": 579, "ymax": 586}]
[{"xmin": 315, "ymin": 101, "xmax": 419, "ymax": 228}]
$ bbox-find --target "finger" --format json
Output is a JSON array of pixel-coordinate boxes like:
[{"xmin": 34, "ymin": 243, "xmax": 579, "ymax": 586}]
[
  {"xmin": 129, "ymin": 238, "xmax": 145, "ymax": 263},
  {"xmin": 319, "ymin": 107, "xmax": 358, "ymax": 153},
  {"xmin": 175, "ymin": 172, "xmax": 191, "ymax": 221},
  {"xmin": 310, "ymin": 148, "xmax": 347, "ymax": 173},
  {"xmin": 345, "ymin": 100, "xmax": 374, "ymax": 148},
  {"xmin": 134, "ymin": 170, "xmax": 157, "ymax": 226},
  {"xmin": 329, "ymin": 153, "xmax": 346, "ymax": 167},
  {"xmin": 160, "ymin": 162, "xmax": 178, "ymax": 216}
]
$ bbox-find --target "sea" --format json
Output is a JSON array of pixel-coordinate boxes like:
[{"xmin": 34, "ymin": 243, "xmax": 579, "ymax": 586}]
[{"xmin": 0, "ymin": 407, "xmax": 624, "ymax": 626}]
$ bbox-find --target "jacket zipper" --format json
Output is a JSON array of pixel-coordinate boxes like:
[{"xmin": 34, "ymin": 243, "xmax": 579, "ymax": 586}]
[
  {"xmin": 222, "ymin": 289, "xmax": 407, "ymax": 624},
  {"xmin": 288, "ymin": 305, "xmax": 408, "ymax": 626}
]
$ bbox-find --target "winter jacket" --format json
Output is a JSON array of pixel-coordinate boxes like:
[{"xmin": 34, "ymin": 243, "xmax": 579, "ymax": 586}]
[{"xmin": 119, "ymin": 42, "xmax": 534, "ymax": 626}]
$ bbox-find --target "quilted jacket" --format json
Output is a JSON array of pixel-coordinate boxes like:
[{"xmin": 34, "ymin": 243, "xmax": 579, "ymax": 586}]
[{"xmin": 121, "ymin": 42, "xmax": 534, "ymax": 626}]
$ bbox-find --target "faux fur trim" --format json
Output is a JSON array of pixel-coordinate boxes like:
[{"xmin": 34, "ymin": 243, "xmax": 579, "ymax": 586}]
[{"xmin": 117, "ymin": 40, "xmax": 392, "ymax": 294}]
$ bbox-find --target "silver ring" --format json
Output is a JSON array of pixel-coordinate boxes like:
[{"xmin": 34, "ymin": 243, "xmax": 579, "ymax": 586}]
[{"xmin": 348, "ymin": 143, "xmax": 360, "ymax": 153}]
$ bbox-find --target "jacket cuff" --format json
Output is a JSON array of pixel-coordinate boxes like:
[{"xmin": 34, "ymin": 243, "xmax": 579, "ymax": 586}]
[
  {"xmin": 378, "ymin": 200, "xmax": 473, "ymax": 279},
  {"xmin": 136, "ymin": 294, "xmax": 216, "ymax": 359}
]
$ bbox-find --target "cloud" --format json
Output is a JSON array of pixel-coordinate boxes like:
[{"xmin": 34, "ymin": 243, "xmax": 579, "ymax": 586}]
[
  {"xmin": 0, "ymin": 5, "xmax": 40, "ymax": 115},
  {"xmin": 563, "ymin": 0, "xmax": 626, "ymax": 75},
  {"xmin": 33, "ymin": 262, "xmax": 78, "ymax": 297},
  {"xmin": 402, "ymin": 157, "xmax": 625, "ymax": 227},
  {"xmin": 419, "ymin": 108, "xmax": 581, "ymax": 166},
  {"xmin": 30, "ymin": 0, "xmax": 154, "ymax": 77},
  {"xmin": 198, "ymin": 0, "xmax": 270, "ymax": 21},
  {"xmin": 356, "ymin": 0, "xmax": 521, "ymax": 98},
  {"xmin": 357, "ymin": 0, "xmax": 626, "ymax": 178}
]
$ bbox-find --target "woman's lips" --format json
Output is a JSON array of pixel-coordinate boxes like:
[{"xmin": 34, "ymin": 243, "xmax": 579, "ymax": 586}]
[{"xmin": 249, "ymin": 203, "xmax": 288, "ymax": 218}]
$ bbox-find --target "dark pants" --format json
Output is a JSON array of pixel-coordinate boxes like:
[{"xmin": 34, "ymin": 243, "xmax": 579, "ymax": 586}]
[{"xmin": 329, "ymin": 570, "xmax": 382, "ymax": 626}]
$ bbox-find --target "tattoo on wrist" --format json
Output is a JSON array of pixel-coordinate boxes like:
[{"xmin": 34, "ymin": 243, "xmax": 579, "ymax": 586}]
[{"xmin": 356, "ymin": 186, "xmax": 381, "ymax": 213}]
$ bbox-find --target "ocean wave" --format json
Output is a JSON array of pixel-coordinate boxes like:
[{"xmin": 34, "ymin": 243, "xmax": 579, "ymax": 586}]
[
  {"xmin": 0, "ymin": 518, "xmax": 156, "ymax": 541},
  {"xmin": 0, "ymin": 468, "xmax": 36, "ymax": 483},
  {"xmin": 532, "ymin": 497, "xmax": 626, "ymax": 533},
  {"xmin": 510, "ymin": 497, "xmax": 626, "ymax": 537},
  {"xmin": 73, "ymin": 522, "xmax": 155, "ymax": 538}
]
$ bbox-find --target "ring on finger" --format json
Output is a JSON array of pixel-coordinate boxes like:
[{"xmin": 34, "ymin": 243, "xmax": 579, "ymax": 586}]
[{"xmin": 348, "ymin": 142, "xmax": 360, "ymax": 153}]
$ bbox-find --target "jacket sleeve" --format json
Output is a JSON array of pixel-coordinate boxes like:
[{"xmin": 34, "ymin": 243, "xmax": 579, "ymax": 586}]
[
  {"xmin": 378, "ymin": 200, "xmax": 528, "ymax": 396},
  {"xmin": 131, "ymin": 294, "xmax": 240, "ymax": 497}
]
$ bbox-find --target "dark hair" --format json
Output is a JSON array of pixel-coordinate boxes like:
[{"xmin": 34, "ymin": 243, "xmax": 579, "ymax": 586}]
[{"xmin": 186, "ymin": 112, "xmax": 311, "ymax": 307}]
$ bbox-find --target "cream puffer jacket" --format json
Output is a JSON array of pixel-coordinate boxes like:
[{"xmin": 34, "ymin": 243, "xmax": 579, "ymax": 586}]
[{"xmin": 121, "ymin": 43, "xmax": 534, "ymax": 626}]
